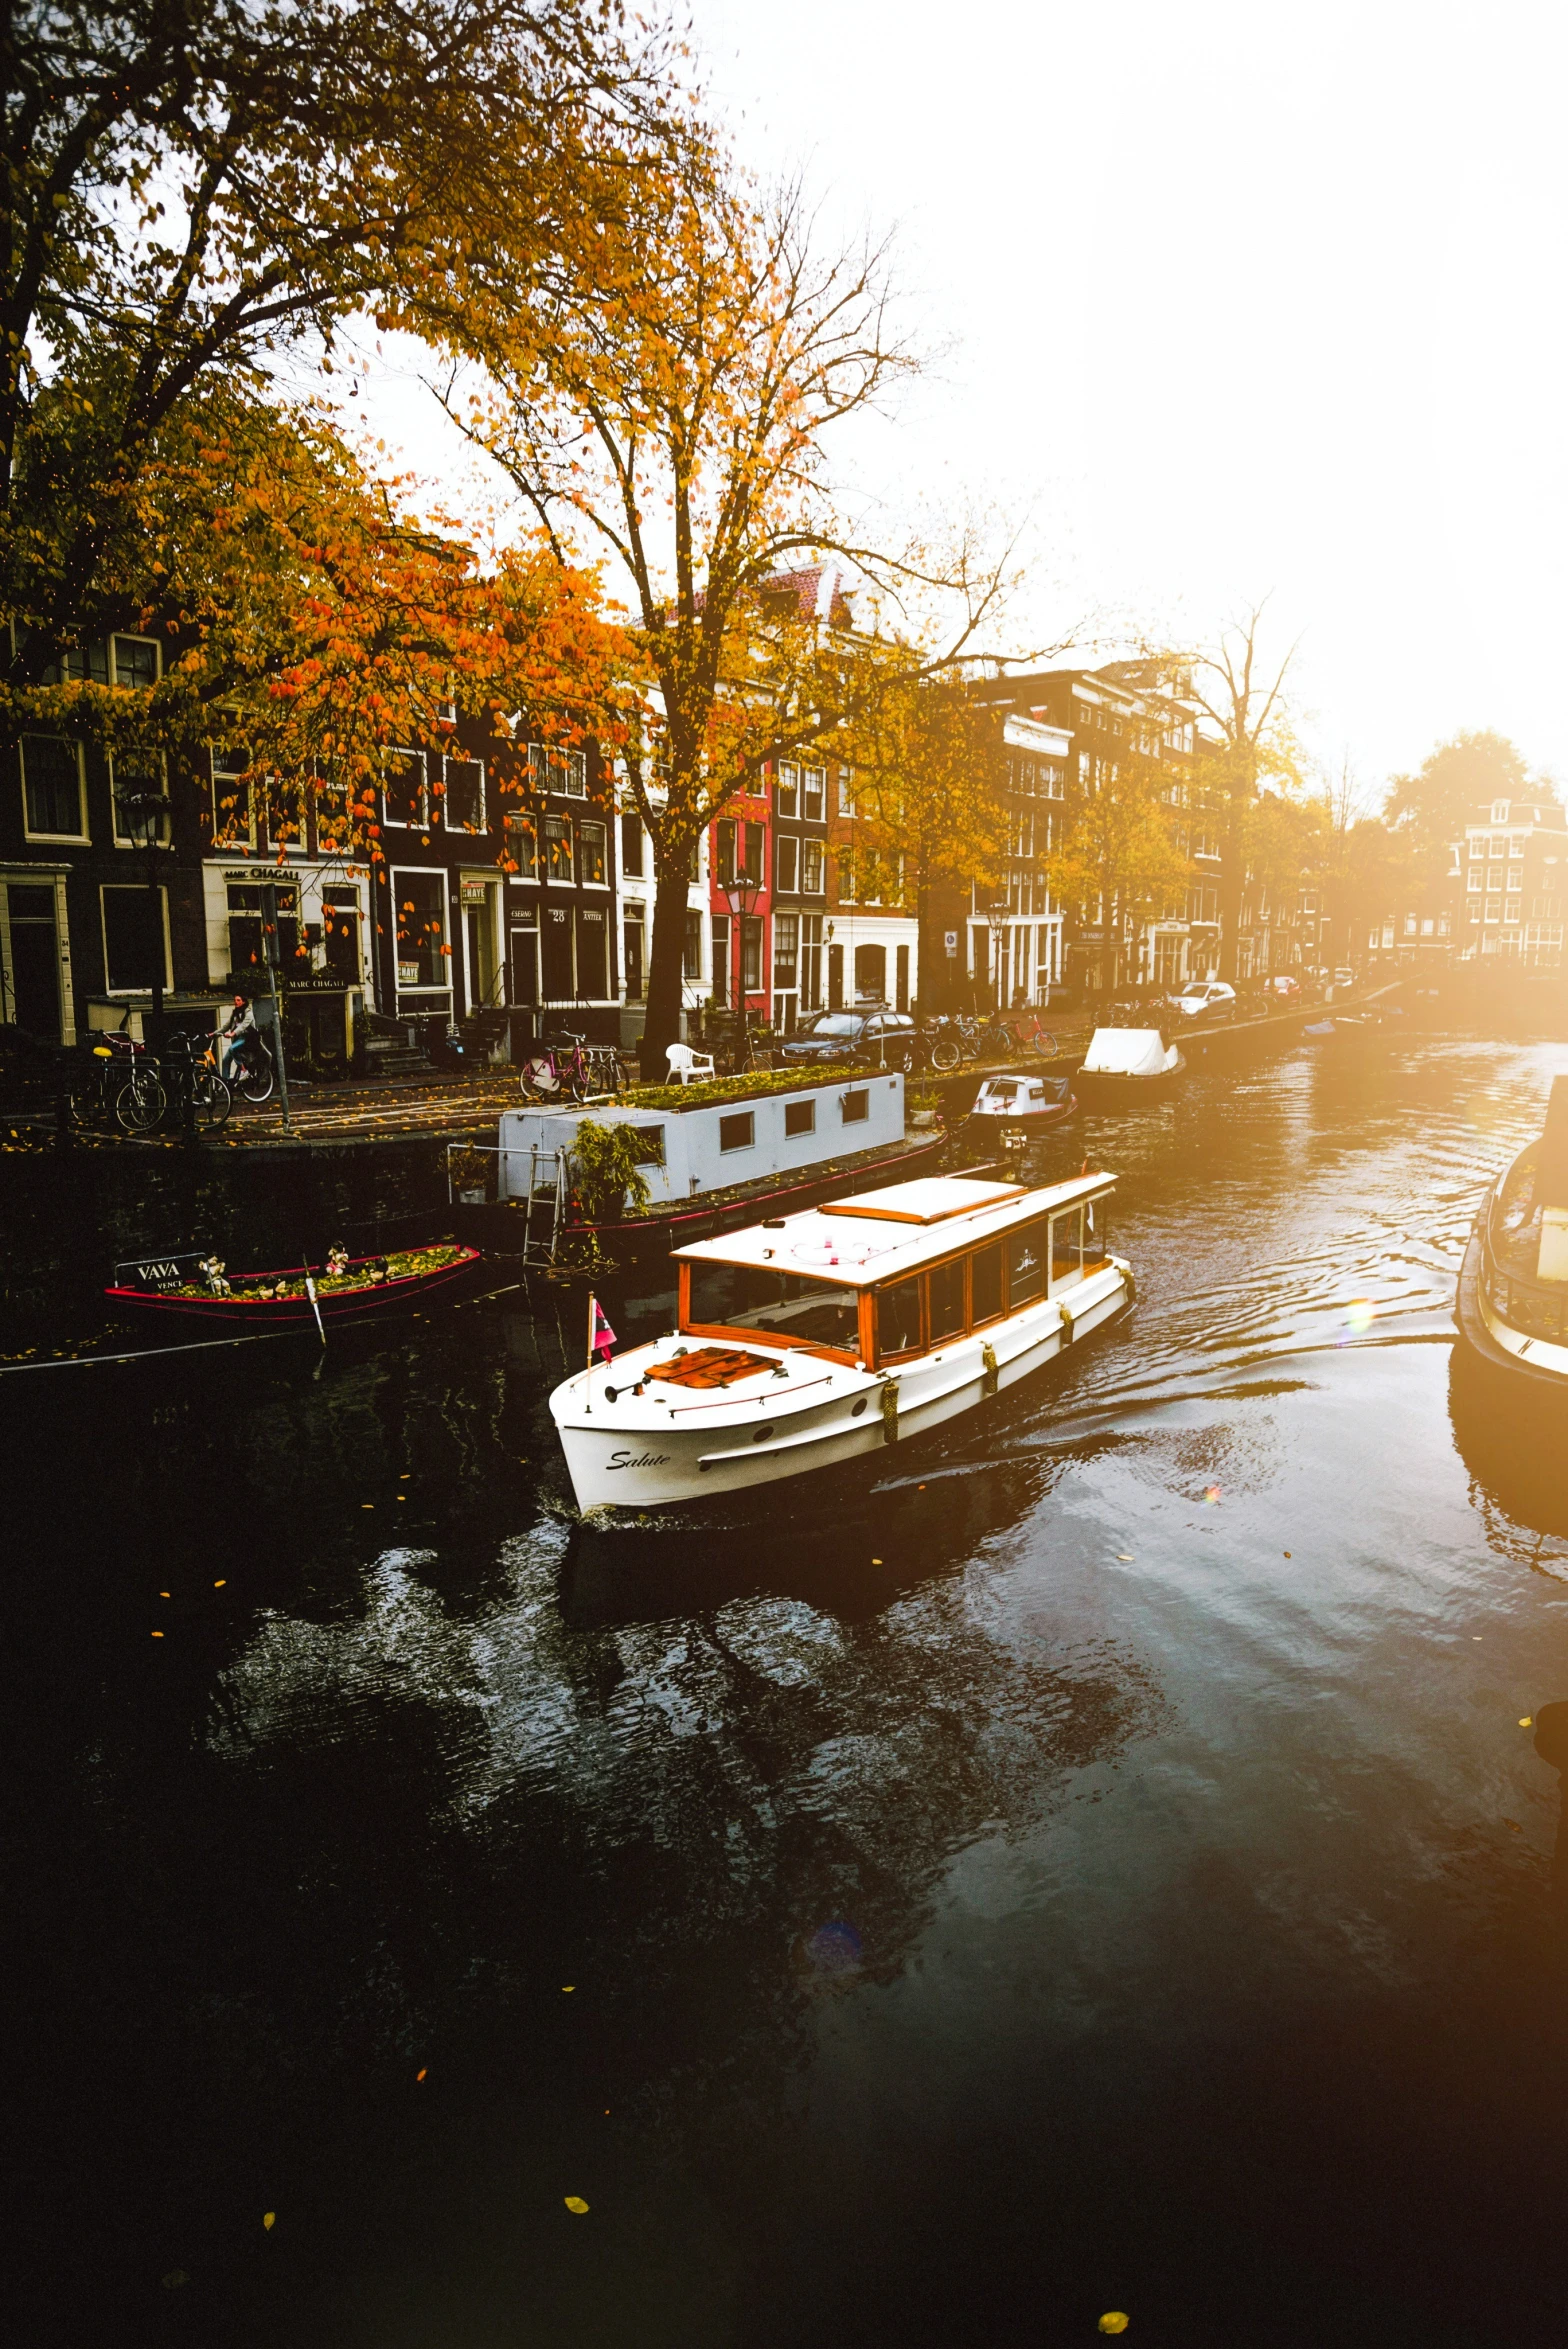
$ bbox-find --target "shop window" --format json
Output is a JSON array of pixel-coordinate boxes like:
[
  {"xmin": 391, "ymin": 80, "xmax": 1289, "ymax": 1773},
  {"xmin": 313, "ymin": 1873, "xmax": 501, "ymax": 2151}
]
[
  {"xmin": 20, "ymin": 735, "xmax": 86, "ymax": 840},
  {"xmin": 395, "ymin": 869, "xmax": 448, "ymax": 988},
  {"xmin": 226, "ymin": 882, "xmax": 300, "ymax": 975},
  {"xmin": 321, "ymin": 886, "xmax": 361, "ymax": 979},
  {"xmin": 878, "ymin": 1275, "xmax": 922, "ymax": 1359},
  {"xmin": 540, "ymin": 903, "xmax": 575, "ymax": 998},
  {"xmin": 576, "ymin": 904, "xmax": 608, "ymax": 997}
]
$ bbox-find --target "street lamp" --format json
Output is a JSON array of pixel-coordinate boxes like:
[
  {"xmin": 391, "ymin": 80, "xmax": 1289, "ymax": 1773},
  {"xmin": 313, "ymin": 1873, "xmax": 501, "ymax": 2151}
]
[
  {"xmin": 119, "ymin": 785, "xmax": 172, "ymax": 1053},
  {"xmin": 985, "ymin": 899, "xmax": 1010, "ymax": 1013},
  {"xmin": 725, "ymin": 864, "xmax": 763, "ymax": 1030}
]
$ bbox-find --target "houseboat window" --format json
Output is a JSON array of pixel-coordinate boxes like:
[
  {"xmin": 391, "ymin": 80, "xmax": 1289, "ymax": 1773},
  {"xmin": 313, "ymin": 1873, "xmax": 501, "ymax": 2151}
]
[
  {"xmin": 719, "ymin": 1111, "xmax": 755, "ymax": 1153},
  {"xmin": 971, "ymin": 1241, "xmax": 1004, "ymax": 1325},
  {"xmin": 785, "ymin": 1098, "xmax": 815, "ymax": 1137},
  {"xmin": 1050, "ymin": 1205, "xmax": 1084, "ymax": 1289},
  {"xmin": 688, "ymin": 1263, "xmax": 860, "ymax": 1350},
  {"xmin": 1008, "ymin": 1220, "xmax": 1048, "ymax": 1308},
  {"xmin": 841, "ymin": 1089, "xmax": 868, "ymax": 1125},
  {"xmin": 878, "ymin": 1275, "xmax": 922, "ymax": 1358},
  {"xmin": 927, "ymin": 1256, "xmax": 966, "ymax": 1342}
]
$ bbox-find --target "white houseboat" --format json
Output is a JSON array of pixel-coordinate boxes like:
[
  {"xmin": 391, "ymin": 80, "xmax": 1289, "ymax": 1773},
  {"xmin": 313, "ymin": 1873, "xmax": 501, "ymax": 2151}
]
[
  {"xmin": 550, "ymin": 1169, "xmax": 1134, "ymax": 1511},
  {"xmin": 1456, "ymin": 1074, "xmax": 1568, "ymax": 1390}
]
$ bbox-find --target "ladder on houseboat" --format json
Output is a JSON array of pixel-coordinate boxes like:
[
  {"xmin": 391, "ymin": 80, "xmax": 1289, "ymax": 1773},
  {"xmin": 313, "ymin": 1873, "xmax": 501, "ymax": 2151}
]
[{"xmin": 516, "ymin": 1145, "xmax": 569, "ymax": 1266}]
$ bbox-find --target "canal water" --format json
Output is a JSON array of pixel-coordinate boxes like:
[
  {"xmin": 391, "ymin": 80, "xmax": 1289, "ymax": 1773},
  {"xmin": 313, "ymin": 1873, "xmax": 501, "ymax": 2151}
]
[{"xmin": 8, "ymin": 1034, "xmax": 1568, "ymax": 2348}]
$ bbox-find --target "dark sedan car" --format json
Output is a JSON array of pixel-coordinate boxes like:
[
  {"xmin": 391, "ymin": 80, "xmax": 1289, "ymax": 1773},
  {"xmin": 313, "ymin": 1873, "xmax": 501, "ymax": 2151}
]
[{"xmin": 777, "ymin": 1007, "xmax": 918, "ymax": 1068}]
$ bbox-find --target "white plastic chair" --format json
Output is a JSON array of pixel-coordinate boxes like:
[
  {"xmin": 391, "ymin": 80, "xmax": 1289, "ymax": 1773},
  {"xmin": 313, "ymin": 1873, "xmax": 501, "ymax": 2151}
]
[{"xmin": 665, "ymin": 1042, "xmax": 716, "ymax": 1085}]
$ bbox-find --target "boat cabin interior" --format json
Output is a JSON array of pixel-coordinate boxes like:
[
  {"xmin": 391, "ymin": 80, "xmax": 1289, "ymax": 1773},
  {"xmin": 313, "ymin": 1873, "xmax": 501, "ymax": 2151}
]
[{"xmin": 676, "ymin": 1177, "xmax": 1115, "ymax": 1371}]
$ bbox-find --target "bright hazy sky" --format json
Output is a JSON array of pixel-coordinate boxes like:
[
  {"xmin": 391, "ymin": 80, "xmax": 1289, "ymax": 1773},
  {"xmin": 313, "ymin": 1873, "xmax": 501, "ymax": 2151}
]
[{"xmin": 358, "ymin": 0, "xmax": 1568, "ymax": 802}]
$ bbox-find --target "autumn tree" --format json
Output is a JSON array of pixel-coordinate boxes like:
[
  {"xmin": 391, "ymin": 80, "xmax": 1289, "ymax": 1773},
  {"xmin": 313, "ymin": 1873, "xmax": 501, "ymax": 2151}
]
[
  {"xmin": 1183, "ymin": 604, "xmax": 1302, "ymax": 981},
  {"xmin": 1, "ymin": 0, "xmax": 675, "ymax": 701},
  {"xmin": 423, "ymin": 145, "xmax": 1012, "ymax": 1069},
  {"xmin": 1043, "ymin": 725, "xmax": 1191, "ymax": 994},
  {"xmin": 1384, "ymin": 729, "xmax": 1547, "ymax": 847}
]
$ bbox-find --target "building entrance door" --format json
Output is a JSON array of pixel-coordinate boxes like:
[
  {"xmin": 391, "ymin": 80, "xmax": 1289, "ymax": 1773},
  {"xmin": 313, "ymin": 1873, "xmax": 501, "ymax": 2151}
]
[{"xmin": 5, "ymin": 882, "xmax": 62, "ymax": 1037}]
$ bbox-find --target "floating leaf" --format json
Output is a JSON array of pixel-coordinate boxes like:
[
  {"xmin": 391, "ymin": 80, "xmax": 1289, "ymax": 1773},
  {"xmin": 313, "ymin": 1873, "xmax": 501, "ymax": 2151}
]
[
  {"xmin": 416, "ymin": 2068, "xmax": 427, "ymax": 2081},
  {"xmin": 1521, "ymin": 1717, "xmax": 1534, "ymax": 1728},
  {"xmin": 151, "ymin": 1630, "xmax": 164, "ymax": 1638},
  {"xmin": 263, "ymin": 2212, "xmax": 275, "ymax": 2231},
  {"xmin": 1117, "ymin": 1554, "xmax": 1134, "ymax": 1562},
  {"xmin": 564, "ymin": 2196, "xmax": 589, "ymax": 2215},
  {"xmin": 562, "ymin": 1984, "xmax": 574, "ymax": 1992},
  {"xmin": 1098, "ymin": 2317, "xmax": 1129, "ymax": 2336},
  {"xmin": 214, "ymin": 1579, "xmax": 226, "ymax": 1588}
]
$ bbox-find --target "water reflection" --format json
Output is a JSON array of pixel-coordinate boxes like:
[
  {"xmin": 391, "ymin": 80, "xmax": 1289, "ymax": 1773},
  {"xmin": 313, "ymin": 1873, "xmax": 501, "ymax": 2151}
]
[{"xmin": 1448, "ymin": 1341, "xmax": 1568, "ymax": 1576}]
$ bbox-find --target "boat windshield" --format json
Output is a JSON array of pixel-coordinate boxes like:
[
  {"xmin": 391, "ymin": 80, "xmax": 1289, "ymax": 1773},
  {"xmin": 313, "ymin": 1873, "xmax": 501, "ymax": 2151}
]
[{"xmin": 687, "ymin": 1261, "xmax": 861, "ymax": 1350}]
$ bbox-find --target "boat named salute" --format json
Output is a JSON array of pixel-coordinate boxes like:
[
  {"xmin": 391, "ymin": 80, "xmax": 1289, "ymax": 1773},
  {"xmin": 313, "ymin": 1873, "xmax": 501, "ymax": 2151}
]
[{"xmin": 550, "ymin": 1168, "xmax": 1134, "ymax": 1512}]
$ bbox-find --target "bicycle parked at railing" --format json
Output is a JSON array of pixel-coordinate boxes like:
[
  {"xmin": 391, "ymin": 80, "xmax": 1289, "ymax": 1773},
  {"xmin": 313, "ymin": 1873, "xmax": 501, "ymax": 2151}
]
[
  {"xmin": 160, "ymin": 1030, "xmax": 234, "ymax": 1131},
  {"xmin": 519, "ymin": 1031, "xmax": 623, "ymax": 1103},
  {"xmin": 70, "ymin": 1032, "xmax": 166, "ymax": 1133}
]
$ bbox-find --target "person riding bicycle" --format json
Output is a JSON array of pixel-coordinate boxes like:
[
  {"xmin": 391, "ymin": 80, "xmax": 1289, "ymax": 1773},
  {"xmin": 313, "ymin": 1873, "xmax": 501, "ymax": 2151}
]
[{"xmin": 219, "ymin": 993, "xmax": 256, "ymax": 1081}]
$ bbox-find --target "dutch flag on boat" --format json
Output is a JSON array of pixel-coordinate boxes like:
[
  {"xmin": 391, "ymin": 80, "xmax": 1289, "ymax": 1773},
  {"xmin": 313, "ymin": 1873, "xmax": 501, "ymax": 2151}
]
[{"xmin": 589, "ymin": 1295, "xmax": 616, "ymax": 1365}]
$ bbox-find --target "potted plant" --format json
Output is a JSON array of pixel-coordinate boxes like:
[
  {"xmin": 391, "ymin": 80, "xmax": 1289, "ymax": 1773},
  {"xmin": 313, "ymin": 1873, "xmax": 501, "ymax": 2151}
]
[
  {"xmin": 570, "ymin": 1120, "xmax": 654, "ymax": 1224},
  {"xmin": 448, "ymin": 1143, "xmax": 489, "ymax": 1205},
  {"xmin": 909, "ymin": 1089, "xmax": 941, "ymax": 1131}
]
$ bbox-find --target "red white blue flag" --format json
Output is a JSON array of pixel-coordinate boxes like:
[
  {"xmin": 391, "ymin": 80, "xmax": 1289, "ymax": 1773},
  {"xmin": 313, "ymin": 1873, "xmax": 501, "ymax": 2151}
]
[{"xmin": 589, "ymin": 1295, "xmax": 616, "ymax": 1364}]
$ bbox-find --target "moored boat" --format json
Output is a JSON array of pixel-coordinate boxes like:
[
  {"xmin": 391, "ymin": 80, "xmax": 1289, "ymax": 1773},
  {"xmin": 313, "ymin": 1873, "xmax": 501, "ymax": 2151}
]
[
  {"xmin": 1455, "ymin": 1075, "xmax": 1568, "ymax": 1389},
  {"xmin": 965, "ymin": 1072, "xmax": 1078, "ymax": 1137},
  {"xmin": 549, "ymin": 1169, "xmax": 1133, "ymax": 1512},
  {"xmin": 1072, "ymin": 1027, "xmax": 1185, "ymax": 1105},
  {"xmin": 104, "ymin": 1240, "xmax": 482, "ymax": 1325}
]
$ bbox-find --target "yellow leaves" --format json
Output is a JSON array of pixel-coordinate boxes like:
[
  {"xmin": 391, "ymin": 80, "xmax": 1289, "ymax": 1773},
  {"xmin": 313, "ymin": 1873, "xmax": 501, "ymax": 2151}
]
[
  {"xmin": 263, "ymin": 2212, "xmax": 276, "ymax": 2231},
  {"xmin": 1098, "ymin": 2317, "xmax": 1129, "ymax": 2336},
  {"xmin": 563, "ymin": 2196, "xmax": 589, "ymax": 2215},
  {"xmin": 1520, "ymin": 1717, "xmax": 1533, "ymax": 1728}
]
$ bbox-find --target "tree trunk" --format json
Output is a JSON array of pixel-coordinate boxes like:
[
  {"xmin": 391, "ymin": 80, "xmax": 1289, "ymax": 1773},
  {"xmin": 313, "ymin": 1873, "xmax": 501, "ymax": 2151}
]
[
  {"xmin": 1218, "ymin": 797, "xmax": 1246, "ymax": 982},
  {"xmin": 640, "ymin": 859, "xmax": 696, "ymax": 1081}
]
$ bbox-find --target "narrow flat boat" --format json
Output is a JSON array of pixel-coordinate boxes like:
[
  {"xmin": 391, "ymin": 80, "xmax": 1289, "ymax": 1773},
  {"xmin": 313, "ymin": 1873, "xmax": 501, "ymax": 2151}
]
[
  {"xmin": 105, "ymin": 1240, "xmax": 482, "ymax": 1325},
  {"xmin": 550, "ymin": 1170, "xmax": 1134, "ymax": 1512},
  {"xmin": 1455, "ymin": 1074, "xmax": 1568, "ymax": 1390},
  {"xmin": 1072, "ymin": 1027, "xmax": 1185, "ymax": 1105},
  {"xmin": 965, "ymin": 1073, "xmax": 1077, "ymax": 1138}
]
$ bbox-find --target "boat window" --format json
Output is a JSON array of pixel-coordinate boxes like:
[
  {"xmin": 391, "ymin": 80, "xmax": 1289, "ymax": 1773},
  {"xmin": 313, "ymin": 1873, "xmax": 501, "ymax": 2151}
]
[
  {"xmin": 1008, "ymin": 1220, "xmax": 1048, "ymax": 1308},
  {"xmin": 971, "ymin": 1241, "xmax": 1004, "ymax": 1326},
  {"xmin": 877, "ymin": 1274, "xmax": 923, "ymax": 1359},
  {"xmin": 927, "ymin": 1255, "xmax": 966, "ymax": 1343},
  {"xmin": 1084, "ymin": 1196, "xmax": 1109, "ymax": 1264},
  {"xmin": 687, "ymin": 1261, "xmax": 860, "ymax": 1351},
  {"xmin": 1050, "ymin": 1205, "xmax": 1084, "ymax": 1290}
]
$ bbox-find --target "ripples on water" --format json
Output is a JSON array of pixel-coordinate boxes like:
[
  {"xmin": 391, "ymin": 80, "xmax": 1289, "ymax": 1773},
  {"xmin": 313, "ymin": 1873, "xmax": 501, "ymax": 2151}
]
[{"xmin": 7, "ymin": 1035, "xmax": 1568, "ymax": 2348}]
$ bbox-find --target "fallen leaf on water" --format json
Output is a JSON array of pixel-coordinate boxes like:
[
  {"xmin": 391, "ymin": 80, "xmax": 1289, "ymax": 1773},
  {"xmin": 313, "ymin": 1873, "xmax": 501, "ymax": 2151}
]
[
  {"xmin": 1521, "ymin": 1717, "xmax": 1534, "ymax": 1728},
  {"xmin": 1117, "ymin": 1554, "xmax": 1134, "ymax": 1562},
  {"xmin": 416, "ymin": 2068, "xmax": 427, "ymax": 2081},
  {"xmin": 1099, "ymin": 2317, "xmax": 1129, "ymax": 2336},
  {"xmin": 161, "ymin": 2270, "xmax": 189, "ymax": 2290},
  {"xmin": 564, "ymin": 2196, "xmax": 589, "ymax": 2215},
  {"xmin": 263, "ymin": 2212, "xmax": 275, "ymax": 2231},
  {"xmin": 160, "ymin": 1590, "xmax": 170, "ymax": 1598},
  {"xmin": 1283, "ymin": 1551, "xmax": 1292, "ymax": 1559},
  {"xmin": 1505, "ymin": 1820, "xmax": 1523, "ymax": 1833},
  {"xmin": 871, "ymin": 1557, "xmax": 882, "ymax": 1564},
  {"xmin": 214, "ymin": 1579, "xmax": 226, "ymax": 1588},
  {"xmin": 561, "ymin": 1985, "xmax": 574, "ymax": 1992},
  {"xmin": 150, "ymin": 1631, "xmax": 164, "ymax": 1638}
]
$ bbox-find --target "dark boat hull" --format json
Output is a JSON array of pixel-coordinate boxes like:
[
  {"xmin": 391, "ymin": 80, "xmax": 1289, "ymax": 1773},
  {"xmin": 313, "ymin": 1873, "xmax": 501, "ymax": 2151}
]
[
  {"xmin": 1073, "ymin": 1060, "xmax": 1185, "ymax": 1106},
  {"xmin": 1454, "ymin": 1217, "xmax": 1568, "ymax": 1390}
]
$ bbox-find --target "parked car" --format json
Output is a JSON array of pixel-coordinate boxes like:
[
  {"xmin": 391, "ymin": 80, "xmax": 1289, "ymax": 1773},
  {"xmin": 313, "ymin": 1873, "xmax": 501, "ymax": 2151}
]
[
  {"xmin": 1262, "ymin": 973, "xmax": 1302, "ymax": 1001},
  {"xmin": 1332, "ymin": 967, "xmax": 1357, "ymax": 988},
  {"xmin": 1173, "ymin": 980, "xmax": 1237, "ymax": 1022},
  {"xmin": 777, "ymin": 1007, "xmax": 917, "ymax": 1069}
]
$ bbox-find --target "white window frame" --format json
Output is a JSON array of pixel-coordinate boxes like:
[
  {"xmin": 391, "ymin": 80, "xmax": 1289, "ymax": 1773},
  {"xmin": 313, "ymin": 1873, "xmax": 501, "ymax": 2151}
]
[
  {"xmin": 837, "ymin": 768, "xmax": 857, "ymax": 818},
  {"xmin": 577, "ymin": 817, "xmax": 609, "ymax": 886},
  {"xmin": 544, "ymin": 812, "xmax": 575, "ymax": 884},
  {"xmin": 1491, "ymin": 800, "xmax": 1510, "ymax": 823},
  {"xmin": 390, "ymin": 864, "xmax": 452, "ymax": 994},
  {"xmin": 109, "ymin": 749, "xmax": 171, "ymax": 846},
  {"xmin": 774, "ymin": 763, "xmax": 800, "ymax": 819},
  {"xmin": 382, "ymin": 748, "xmax": 429, "ymax": 829},
  {"xmin": 801, "ymin": 838, "xmax": 825, "ymax": 896},
  {"xmin": 109, "ymin": 632, "xmax": 162, "ymax": 691},
  {"xmin": 802, "ymin": 767, "xmax": 826, "ymax": 822},
  {"xmin": 100, "ymin": 881, "xmax": 172, "ymax": 994},
  {"xmin": 775, "ymin": 833, "xmax": 799, "ymax": 893},
  {"xmin": 440, "ymin": 753, "xmax": 486, "ymax": 834},
  {"xmin": 19, "ymin": 733, "xmax": 88, "ymax": 843},
  {"xmin": 209, "ymin": 744, "xmax": 256, "ymax": 849}
]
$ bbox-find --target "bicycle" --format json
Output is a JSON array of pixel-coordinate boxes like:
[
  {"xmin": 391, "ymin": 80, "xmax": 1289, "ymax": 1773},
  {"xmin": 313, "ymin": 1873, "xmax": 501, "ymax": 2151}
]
[
  {"xmin": 70, "ymin": 1033, "xmax": 166, "ymax": 1133},
  {"xmin": 1009, "ymin": 1014, "xmax": 1059, "ymax": 1060},
  {"xmin": 519, "ymin": 1032, "xmax": 622, "ymax": 1103},
  {"xmin": 223, "ymin": 1028, "xmax": 276, "ymax": 1105},
  {"xmin": 161, "ymin": 1030, "xmax": 233, "ymax": 1132}
]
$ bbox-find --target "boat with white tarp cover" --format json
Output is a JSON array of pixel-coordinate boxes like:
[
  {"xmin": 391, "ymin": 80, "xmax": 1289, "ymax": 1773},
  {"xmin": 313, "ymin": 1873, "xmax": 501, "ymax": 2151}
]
[
  {"xmin": 550, "ymin": 1170, "xmax": 1134, "ymax": 1511},
  {"xmin": 1072, "ymin": 1027, "xmax": 1185, "ymax": 1104}
]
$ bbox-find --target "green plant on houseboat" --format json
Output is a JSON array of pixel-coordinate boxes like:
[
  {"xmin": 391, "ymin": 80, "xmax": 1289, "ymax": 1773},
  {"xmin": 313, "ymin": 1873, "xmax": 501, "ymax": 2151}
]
[
  {"xmin": 570, "ymin": 1120, "xmax": 654, "ymax": 1223},
  {"xmin": 622, "ymin": 1063, "xmax": 863, "ymax": 1114}
]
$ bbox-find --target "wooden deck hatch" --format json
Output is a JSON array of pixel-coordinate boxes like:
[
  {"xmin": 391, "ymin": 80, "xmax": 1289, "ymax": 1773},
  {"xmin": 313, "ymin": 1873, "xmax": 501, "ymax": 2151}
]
[{"xmin": 819, "ymin": 1177, "xmax": 1028, "ymax": 1226}]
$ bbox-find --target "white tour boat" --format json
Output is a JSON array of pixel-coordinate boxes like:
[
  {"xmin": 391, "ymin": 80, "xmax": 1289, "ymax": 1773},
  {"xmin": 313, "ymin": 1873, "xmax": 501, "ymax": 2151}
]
[{"xmin": 550, "ymin": 1170, "xmax": 1134, "ymax": 1512}]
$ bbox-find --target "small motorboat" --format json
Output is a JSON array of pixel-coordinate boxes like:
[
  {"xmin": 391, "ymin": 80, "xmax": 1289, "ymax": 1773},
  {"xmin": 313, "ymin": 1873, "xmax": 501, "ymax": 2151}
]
[
  {"xmin": 104, "ymin": 1240, "xmax": 483, "ymax": 1326},
  {"xmin": 1072, "ymin": 1027, "xmax": 1185, "ymax": 1105},
  {"xmin": 550, "ymin": 1169, "xmax": 1134, "ymax": 1512},
  {"xmin": 965, "ymin": 1072, "xmax": 1077, "ymax": 1136},
  {"xmin": 1455, "ymin": 1075, "xmax": 1568, "ymax": 1390}
]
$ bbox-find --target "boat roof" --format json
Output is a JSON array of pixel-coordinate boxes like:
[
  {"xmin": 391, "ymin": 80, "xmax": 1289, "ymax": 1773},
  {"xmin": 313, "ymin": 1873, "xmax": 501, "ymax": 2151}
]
[{"xmin": 674, "ymin": 1170, "xmax": 1115, "ymax": 1287}]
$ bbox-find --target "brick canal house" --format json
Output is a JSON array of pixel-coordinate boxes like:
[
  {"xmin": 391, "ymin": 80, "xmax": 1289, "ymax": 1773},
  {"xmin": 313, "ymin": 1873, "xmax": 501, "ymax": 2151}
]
[
  {"xmin": 1453, "ymin": 792, "xmax": 1566, "ymax": 970},
  {"xmin": 1, "ymin": 627, "xmax": 627, "ymax": 1061}
]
